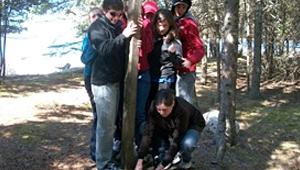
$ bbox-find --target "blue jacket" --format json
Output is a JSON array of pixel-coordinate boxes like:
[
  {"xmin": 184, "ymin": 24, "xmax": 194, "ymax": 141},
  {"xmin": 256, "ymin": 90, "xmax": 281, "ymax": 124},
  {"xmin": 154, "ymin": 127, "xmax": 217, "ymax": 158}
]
[{"xmin": 80, "ymin": 33, "xmax": 97, "ymax": 77}]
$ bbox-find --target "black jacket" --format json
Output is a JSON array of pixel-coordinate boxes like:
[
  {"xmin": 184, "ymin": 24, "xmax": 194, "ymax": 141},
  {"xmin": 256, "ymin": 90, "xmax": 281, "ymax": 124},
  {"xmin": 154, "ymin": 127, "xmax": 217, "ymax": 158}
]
[
  {"xmin": 88, "ymin": 16, "xmax": 129, "ymax": 85},
  {"xmin": 138, "ymin": 97, "xmax": 206, "ymax": 166}
]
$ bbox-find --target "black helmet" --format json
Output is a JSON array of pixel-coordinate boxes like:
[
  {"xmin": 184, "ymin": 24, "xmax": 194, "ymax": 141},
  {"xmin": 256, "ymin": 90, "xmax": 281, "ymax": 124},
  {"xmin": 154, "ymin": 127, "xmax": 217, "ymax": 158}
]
[{"xmin": 171, "ymin": 0, "xmax": 192, "ymax": 13}]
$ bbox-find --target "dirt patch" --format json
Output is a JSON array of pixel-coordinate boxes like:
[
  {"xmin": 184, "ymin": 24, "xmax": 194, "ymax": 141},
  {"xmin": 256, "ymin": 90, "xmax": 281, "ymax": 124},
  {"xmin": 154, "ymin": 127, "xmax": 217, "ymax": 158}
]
[{"xmin": 1, "ymin": 69, "xmax": 300, "ymax": 170}]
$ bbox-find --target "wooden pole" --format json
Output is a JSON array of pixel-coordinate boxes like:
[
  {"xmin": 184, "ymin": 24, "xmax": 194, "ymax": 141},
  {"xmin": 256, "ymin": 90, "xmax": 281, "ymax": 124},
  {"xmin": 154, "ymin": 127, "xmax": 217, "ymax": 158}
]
[{"xmin": 121, "ymin": 0, "xmax": 141, "ymax": 169}]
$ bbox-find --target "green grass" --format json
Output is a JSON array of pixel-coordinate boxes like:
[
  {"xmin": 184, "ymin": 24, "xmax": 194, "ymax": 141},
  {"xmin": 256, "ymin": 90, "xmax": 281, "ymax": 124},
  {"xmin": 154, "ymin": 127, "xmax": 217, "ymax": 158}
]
[{"xmin": 1, "ymin": 123, "xmax": 47, "ymax": 145}]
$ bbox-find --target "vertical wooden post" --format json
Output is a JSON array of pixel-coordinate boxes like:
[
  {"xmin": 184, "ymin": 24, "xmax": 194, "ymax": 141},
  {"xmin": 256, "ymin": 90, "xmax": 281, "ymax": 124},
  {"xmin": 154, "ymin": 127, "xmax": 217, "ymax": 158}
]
[{"xmin": 121, "ymin": 0, "xmax": 141, "ymax": 169}]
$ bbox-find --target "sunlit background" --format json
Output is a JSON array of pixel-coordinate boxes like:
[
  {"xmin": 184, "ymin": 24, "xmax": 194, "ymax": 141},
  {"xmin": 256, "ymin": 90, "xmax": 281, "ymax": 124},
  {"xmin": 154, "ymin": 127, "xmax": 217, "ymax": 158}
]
[{"xmin": 6, "ymin": 12, "xmax": 83, "ymax": 75}]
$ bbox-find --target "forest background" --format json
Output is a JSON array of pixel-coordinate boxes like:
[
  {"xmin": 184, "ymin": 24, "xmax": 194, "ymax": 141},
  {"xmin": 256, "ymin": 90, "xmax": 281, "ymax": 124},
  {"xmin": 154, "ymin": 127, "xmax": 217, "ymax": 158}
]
[{"xmin": 0, "ymin": 0, "xmax": 299, "ymax": 169}]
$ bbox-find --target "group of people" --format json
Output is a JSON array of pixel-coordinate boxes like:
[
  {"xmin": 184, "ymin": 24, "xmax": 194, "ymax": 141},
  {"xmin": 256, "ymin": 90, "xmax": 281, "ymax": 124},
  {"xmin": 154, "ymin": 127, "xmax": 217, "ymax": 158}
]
[{"xmin": 80, "ymin": 0, "xmax": 206, "ymax": 169}]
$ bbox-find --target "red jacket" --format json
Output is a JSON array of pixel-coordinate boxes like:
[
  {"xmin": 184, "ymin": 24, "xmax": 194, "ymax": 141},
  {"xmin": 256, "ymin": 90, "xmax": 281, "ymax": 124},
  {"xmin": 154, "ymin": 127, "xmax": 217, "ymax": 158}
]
[
  {"xmin": 177, "ymin": 17, "xmax": 205, "ymax": 73},
  {"xmin": 138, "ymin": 1, "xmax": 158, "ymax": 71},
  {"xmin": 138, "ymin": 18, "xmax": 153, "ymax": 71}
]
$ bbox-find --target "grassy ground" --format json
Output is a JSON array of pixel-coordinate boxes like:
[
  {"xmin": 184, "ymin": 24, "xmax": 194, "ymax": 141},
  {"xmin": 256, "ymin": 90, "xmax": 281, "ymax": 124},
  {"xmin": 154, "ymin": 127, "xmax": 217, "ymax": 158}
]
[{"xmin": 0, "ymin": 65, "xmax": 299, "ymax": 170}]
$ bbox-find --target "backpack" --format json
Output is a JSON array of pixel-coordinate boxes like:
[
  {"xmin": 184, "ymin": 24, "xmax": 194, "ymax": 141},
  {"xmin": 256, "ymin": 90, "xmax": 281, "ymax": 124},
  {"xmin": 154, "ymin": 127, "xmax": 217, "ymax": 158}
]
[{"xmin": 80, "ymin": 33, "xmax": 97, "ymax": 65}]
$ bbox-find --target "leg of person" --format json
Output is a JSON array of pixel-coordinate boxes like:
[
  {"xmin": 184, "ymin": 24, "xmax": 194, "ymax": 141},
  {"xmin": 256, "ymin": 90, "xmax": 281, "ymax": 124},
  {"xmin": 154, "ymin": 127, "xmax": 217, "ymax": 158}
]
[
  {"xmin": 111, "ymin": 81, "xmax": 124, "ymax": 165},
  {"xmin": 179, "ymin": 129, "xmax": 200, "ymax": 169},
  {"xmin": 151, "ymin": 131, "xmax": 170, "ymax": 167},
  {"xmin": 92, "ymin": 83, "xmax": 119, "ymax": 169},
  {"xmin": 176, "ymin": 72, "xmax": 196, "ymax": 105},
  {"xmin": 84, "ymin": 76, "xmax": 97, "ymax": 162},
  {"xmin": 113, "ymin": 81, "xmax": 124, "ymax": 153},
  {"xmin": 135, "ymin": 71, "xmax": 151, "ymax": 146},
  {"xmin": 145, "ymin": 81, "xmax": 159, "ymax": 113}
]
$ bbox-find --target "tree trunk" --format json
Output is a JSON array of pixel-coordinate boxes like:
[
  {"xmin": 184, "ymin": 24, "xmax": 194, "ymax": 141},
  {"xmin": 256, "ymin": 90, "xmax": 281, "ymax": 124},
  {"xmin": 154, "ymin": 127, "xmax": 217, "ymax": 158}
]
[
  {"xmin": 199, "ymin": 33, "xmax": 208, "ymax": 84},
  {"xmin": 216, "ymin": 0, "xmax": 239, "ymax": 165},
  {"xmin": 246, "ymin": 0, "xmax": 253, "ymax": 93},
  {"xmin": 285, "ymin": 39, "xmax": 289, "ymax": 55},
  {"xmin": 0, "ymin": 1, "xmax": 9, "ymax": 77},
  {"xmin": 212, "ymin": 1, "xmax": 221, "ymax": 102},
  {"xmin": 200, "ymin": 55, "xmax": 207, "ymax": 85},
  {"xmin": 266, "ymin": 36, "xmax": 274, "ymax": 79},
  {"xmin": 2, "ymin": 24, "xmax": 7, "ymax": 77},
  {"xmin": 249, "ymin": 0, "xmax": 262, "ymax": 99},
  {"xmin": 0, "ymin": 3, "xmax": 3, "ymax": 77},
  {"xmin": 238, "ymin": 0, "xmax": 247, "ymax": 56},
  {"xmin": 121, "ymin": 0, "xmax": 141, "ymax": 169}
]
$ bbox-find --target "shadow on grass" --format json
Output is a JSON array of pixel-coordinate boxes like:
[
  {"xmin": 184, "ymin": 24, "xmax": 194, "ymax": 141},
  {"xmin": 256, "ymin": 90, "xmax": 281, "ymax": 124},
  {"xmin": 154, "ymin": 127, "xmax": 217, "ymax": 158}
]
[
  {"xmin": 227, "ymin": 102, "xmax": 300, "ymax": 170},
  {"xmin": 0, "ymin": 68, "xmax": 83, "ymax": 98},
  {"xmin": 0, "ymin": 121, "xmax": 93, "ymax": 170},
  {"xmin": 1, "ymin": 63, "xmax": 299, "ymax": 169},
  {"xmin": 195, "ymin": 73, "xmax": 218, "ymax": 113},
  {"xmin": 35, "ymin": 104, "xmax": 91, "ymax": 121},
  {"xmin": 0, "ymin": 103, "xmax": 94, "ymax": 170},
  {"xmin": 193, "ymin": 73, "xmax": 300, "ymax": 169}
]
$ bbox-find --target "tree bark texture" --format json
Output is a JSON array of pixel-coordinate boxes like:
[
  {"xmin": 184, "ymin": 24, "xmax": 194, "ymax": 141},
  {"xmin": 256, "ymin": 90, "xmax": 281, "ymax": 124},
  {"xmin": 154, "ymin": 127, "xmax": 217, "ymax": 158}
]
[
  {"xmin": 216, "ymin": 0, "xmax": 239, "ymax": 164},
  {"xmin": 245, "ymin": 0, "xmax": 253, "ymax": 93},
  {"xmin": 121, "ymin": 0, "xmax": 141, "ymax": 169},
  {"xmin": 249, "ymin": 0, "xmax": 262, "ymax": 99}
]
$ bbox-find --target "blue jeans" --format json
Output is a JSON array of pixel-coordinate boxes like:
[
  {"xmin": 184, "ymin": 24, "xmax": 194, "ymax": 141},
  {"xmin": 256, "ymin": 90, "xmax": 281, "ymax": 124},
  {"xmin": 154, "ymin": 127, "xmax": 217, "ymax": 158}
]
[
  {"xmin": 135, "ymin": 71, "xmax": 151, "ymax": 146},
  {"xmin": 158, "ymin": 75, "xmax": 176, "ymax": 90},
  {"xmin": 176, "ymin": 72, "xmax": 196, "ymax": 105},
  {"xmin": 152, "ymin": 129, "xmax": 200, "ymax": 163},
  {"xmin": 92, "ymin": 83, "xmax": 120, "ymax": 169},
  {"xmin": 180, "ymin": 129, "xmax": 200, "ymax": 162}
]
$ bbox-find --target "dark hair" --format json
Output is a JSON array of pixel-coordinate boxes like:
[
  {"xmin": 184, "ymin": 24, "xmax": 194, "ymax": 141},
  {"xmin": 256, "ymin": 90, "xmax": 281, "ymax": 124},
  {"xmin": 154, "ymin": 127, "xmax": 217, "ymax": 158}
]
[
  {"xmin": 153, "ymin": 9, "xmax": 178, "ymax": 42},
  {"xmin": 89, "ymin": 7, "xmax": 103, "ymax": 17},
  {"xmin": 154, "ymin": 89, "xmax": 176, "ymax": 107},
  {"xmin": 102, "ymin": 0, "xmax": 124, "ymax": 11},
  {"xmin": 171, "ymin": 0, "xmax": 192, "ymax": 14}
]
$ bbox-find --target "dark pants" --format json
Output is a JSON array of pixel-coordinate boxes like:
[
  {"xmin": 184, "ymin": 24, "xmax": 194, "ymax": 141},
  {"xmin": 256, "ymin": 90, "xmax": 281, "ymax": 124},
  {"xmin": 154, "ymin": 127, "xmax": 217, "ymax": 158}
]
[
  {"xmin": 114, "ymin": 81, "xmax": 124, "ymax": 141},
  {"xmin": 135, "ymin": 71, "xmax": 151, "ymax": 146},
  {"xmin": 84, "ymin": 76, "xmax": 97, "ymax": 161}
]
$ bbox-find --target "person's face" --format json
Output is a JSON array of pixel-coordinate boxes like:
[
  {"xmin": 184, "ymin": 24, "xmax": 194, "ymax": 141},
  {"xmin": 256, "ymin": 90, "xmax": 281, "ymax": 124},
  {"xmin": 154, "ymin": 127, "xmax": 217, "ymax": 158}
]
[
  {"xmin": 89, "ymin": 11, "xmax": 101, "ymax": 23},
  {"xmin": 144, "ymin": 13, "xmax": 154, "ymax": 21},
  {"xmin": 174, "ymin": 3, "xmax": 188, "ymax": 17},
  {"xmin": 156, "ymin": 101, "xmax": 174, "ymax": 118},
  {"xmin": 156, "ymin": 14, "xmax": 170, "ymax": 35},
  {"xmin": 105, "ymin": 9, "xmax": 123, "ymax": 25}
]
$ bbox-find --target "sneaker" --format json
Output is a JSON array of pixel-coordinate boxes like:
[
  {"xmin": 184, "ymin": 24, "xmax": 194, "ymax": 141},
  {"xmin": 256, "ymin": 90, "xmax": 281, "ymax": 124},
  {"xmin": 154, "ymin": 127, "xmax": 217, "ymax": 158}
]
[
  {"xmin": 163, "ymin": 163, "xmax": 172, "ymax": 170},
  {"xmin": 104, "ymin": 162, "xmax": 123, "ymax": 170},
  {"xmin": 112, "ymin": 139, "xmax": 121, "ymax": 152},
  {"xmin": 172, "ymin": 152, "xmax": 181, "ymax": 165},
  {"xmin": 153, "ymin": 155, "xmax": 160, "ymax": 167}
]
